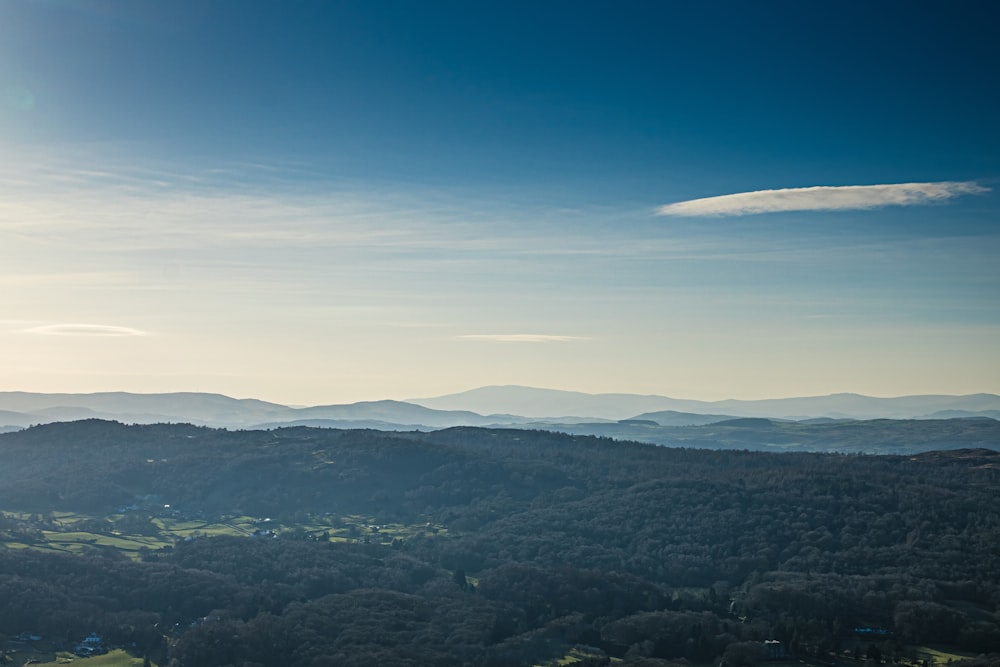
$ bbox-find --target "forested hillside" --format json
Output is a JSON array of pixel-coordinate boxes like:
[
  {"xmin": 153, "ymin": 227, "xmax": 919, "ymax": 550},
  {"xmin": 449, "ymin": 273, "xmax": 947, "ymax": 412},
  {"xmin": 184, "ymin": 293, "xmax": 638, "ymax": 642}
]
[
  {"xmin": 514, "ymin": 417, "xmax": 1000, "ymax": 454},
  {"xmin": 1, "ymin": 421, "xmax": 998, "ymax": 666}
]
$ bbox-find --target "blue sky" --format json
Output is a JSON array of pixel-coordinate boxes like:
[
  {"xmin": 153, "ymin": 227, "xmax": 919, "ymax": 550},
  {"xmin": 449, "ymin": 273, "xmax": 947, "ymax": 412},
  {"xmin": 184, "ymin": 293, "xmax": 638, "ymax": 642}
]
[{"xmin": 1, "ymin": 1, "xmax": 998, "ymax": 404}]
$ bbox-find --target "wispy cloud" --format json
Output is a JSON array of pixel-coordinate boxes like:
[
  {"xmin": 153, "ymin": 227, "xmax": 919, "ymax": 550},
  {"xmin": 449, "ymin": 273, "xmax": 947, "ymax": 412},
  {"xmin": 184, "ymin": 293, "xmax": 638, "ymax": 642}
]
[
  {"xmin": 0, "ymin": 156, "xmax": 536, "ymax": 254},
  {"xmin": 656, "ymin": 181, "xmax": 989, "ymax": 217},
  {"xmin": 455, "ymin": 334, "xmax": 588, "ymax": 343},
  {"xmin": 25, "ymin": 324, "xmax": 147, "ymax": 337}
]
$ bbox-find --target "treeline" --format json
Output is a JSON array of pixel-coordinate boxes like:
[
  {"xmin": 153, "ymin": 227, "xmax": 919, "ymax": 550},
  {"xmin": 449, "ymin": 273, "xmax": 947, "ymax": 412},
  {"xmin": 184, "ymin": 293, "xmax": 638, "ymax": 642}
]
[
  {"xmin": 0, "ymin": 421, "xmax": 999, "ymax": 665},
  {"xmin": 540, "ymin": 416, "xmax": 1000, "ymax": 455}
]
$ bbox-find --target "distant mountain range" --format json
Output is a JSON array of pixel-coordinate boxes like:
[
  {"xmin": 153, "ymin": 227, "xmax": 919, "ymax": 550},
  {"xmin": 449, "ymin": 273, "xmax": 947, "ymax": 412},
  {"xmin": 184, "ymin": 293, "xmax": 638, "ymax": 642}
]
[
  {"xmin": 1, "ymin": 386, "xmax": 998, "ymax": 453},
  {"xmin": 410, "ymin": 385, "xmax": 1000, "ymax": 421},
  {"xmin": 0, "ymin": 392, "xmax": 521, "ymax": 430}
]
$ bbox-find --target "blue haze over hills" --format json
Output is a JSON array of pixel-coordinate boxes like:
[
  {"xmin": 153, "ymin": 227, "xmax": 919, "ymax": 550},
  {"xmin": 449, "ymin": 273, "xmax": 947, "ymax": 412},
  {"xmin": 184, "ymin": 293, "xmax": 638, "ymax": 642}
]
[{"xmin": 0, "ymin": 388, "xmax": 998, "ymax": 455}]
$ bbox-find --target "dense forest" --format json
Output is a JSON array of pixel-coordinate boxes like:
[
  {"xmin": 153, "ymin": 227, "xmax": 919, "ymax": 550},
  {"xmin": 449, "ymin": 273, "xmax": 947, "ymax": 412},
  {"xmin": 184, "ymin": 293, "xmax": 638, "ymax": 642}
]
[
  {"xmin": 532, "ymin": 416, "xmax": 1000, "ymax": 454},
  {"xmin": 0, "ymin": 420, "xmax": 999, "ymax": 666}
]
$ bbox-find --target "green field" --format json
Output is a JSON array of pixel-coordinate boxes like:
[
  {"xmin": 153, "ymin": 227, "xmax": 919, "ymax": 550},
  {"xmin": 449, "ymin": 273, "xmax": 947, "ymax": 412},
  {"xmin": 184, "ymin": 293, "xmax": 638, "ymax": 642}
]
[
  {"xmin": 5, "ymin": 647, "xmax": 153, "ymax": 667},
  {"xmin": 57, "ymin": 649, "xmax": 154, "ymax": 667},
  {"xmin": 43, "ymin": 531, "xmax": 169, "ymax": 552},
  {"xmin": 533, "ymin": 647, "xmax": 625, "ymax": 666},
  {"xmin": 915, "ymin": 645, "xmax": 979, "ymax": 664},
  {"xmin": 1, "ymin": 508, "xmax": 450, "ymax": 559}
]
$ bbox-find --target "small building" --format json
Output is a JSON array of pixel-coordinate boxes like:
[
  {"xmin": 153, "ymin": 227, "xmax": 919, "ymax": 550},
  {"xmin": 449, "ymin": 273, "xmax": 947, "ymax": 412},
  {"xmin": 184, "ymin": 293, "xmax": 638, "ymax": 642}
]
[
  {"xmin": 74, "ymin": 632, "xmax": 106, "ymax": 657},
  {"xmin": 764, "ymin": 640, "xmax": 786, "ymax": 659}
]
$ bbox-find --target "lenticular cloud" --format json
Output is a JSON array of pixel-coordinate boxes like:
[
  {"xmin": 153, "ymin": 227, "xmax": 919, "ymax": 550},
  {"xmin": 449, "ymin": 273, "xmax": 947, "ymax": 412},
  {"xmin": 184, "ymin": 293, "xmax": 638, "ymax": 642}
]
[{"xmin": 656, "ymin": 181, "xmax": 989, "ymax": 217}]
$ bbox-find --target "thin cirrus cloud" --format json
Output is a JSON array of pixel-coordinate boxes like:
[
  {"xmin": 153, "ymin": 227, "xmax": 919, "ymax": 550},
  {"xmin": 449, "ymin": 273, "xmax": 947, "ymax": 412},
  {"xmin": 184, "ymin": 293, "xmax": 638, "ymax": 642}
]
[
  {"xmin": 24, "ymin": 324, "xmax": 147, "ymax": 337},
  {"xmin": 455, "ymin": 334, "xmax": 588, "ymax": 343},
  {"xmin": 656, "ymin": 181, "xmax": 990, "ymax": 217},
  {"xmin": 0, "ymin": 158, "xmax": 537, "ymax": 254}
]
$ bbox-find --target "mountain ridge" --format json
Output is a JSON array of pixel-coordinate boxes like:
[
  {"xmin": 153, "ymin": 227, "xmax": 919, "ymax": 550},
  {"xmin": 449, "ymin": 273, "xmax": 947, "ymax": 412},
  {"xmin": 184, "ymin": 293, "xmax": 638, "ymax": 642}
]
[
  {"xmin": 409, "ymin": 385, "xmax": 1000, "ymax": 420},
  {"xmin": 1, "ymin": 388, "xmax": 998, "ymax": 436}
]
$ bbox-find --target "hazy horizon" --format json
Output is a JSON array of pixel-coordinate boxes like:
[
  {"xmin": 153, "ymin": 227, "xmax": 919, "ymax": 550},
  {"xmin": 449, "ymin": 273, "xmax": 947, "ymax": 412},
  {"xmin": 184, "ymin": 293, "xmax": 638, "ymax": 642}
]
[
  {"xmin": 1, "ymin": 384, "xmax": 998, "ymax": 410},
  {"xmin": 2, "ymin": 2, "xmax": 998, "ymax": 406}
]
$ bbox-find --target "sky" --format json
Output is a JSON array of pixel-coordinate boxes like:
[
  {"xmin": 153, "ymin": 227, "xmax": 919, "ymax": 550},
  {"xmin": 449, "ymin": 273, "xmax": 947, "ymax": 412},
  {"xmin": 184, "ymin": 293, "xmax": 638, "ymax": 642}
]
[{"xmin": 1, "ymin": 0, "xmax": 998, "ymax": 405}]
